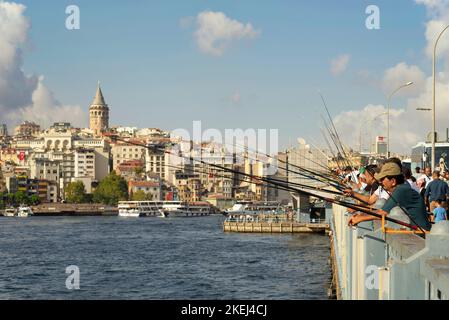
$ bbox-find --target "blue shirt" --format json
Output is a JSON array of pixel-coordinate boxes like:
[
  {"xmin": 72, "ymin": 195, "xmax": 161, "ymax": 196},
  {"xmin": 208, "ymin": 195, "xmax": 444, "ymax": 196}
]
[
  {"xmin": 424, "ymin": 179, "xmax": 449, "ymax": 202},
  {"xmin": 434, "ymin": 207, "xmax": 447, "ymax": 222}
]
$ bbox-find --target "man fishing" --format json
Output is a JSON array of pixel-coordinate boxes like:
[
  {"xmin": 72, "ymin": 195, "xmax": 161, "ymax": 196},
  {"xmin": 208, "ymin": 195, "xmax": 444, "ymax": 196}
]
[
  {"xmin": 348, "ymin": 162, "xmax": 431, "ymax": 231},
  {"xmin": 344, "ymin": 165, "xmax": 389, "ymax": 205}
]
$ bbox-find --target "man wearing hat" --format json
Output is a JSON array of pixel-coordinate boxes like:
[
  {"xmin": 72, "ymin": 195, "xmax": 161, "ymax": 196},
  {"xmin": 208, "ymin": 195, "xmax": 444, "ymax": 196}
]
[{"xmin": 348, "ymin": 162, "xmax": 431, "ymax": 231}]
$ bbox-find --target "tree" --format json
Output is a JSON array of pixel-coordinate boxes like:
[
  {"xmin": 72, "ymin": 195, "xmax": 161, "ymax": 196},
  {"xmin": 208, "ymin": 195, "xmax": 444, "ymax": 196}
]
[
  {"xmin": 30, "ymin": 195, "xmax": 40, "ymax": 205},
  {"xmin": 6, "ymin": 193, "xmax": 15, "ymax": 206},
  {"xmin": 131, "ymin": 190, "xmax": 146, "ymax": 201},
  {"xmin": 15, "ymin": 191, "xmax": 28, "ymax": 205},
  {"xmin": 65, "ymin": 181, "xmax": 87, "ymax": 203},
  {"xmin": 93, "ymin": 171, "xmax": 129, "ymax": 205}
]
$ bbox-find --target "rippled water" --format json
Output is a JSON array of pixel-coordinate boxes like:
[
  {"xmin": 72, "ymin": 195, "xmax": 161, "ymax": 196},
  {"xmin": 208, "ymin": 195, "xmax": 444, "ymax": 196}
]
[{"xmin": 0, "ymin": 215, "xmax": 330, "ymax": 299}]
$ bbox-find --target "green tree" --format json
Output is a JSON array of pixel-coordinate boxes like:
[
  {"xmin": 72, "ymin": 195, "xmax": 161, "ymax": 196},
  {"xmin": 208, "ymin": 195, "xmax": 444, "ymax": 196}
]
[
  {"xmin": 65, "ymin": 181, "xmax": 87, "ymax": 203},
  {"xmin": 131, "ymin": 190, "xmax": 146, "ymax": 201},
  {"xmin": 30, "ymin": 194, "xmax": 40, "ymax": 205},
  {"xmin": 93, "ymin": 171, "xmax": 128, "ymax": 205},
  {"xmin": 15, "ymin": 191, "xmax": 28, "ymax": 205},
  {"xmin": 6, "ymin": 193, "xmax": 15, "ymax": 206}
]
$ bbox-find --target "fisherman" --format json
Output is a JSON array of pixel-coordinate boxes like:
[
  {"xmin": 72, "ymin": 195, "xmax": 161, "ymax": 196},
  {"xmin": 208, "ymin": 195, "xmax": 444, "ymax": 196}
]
[
  {"xmin": 348, "ymin": 162, "xmax": 431, "ymax": 231},
  {"xmin": 344, "ymin": 165, "xmax": 389, "ymax": 205},
  {"xmin": 424, "ymin": 171, "xmax": 449, "ymax": 219}
]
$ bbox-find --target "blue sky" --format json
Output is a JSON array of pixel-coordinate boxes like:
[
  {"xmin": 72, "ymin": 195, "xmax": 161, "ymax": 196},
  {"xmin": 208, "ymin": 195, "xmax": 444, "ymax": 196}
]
[{"xmin": 15, "ymin": 0, "xmax": 431, "ymax": 150}]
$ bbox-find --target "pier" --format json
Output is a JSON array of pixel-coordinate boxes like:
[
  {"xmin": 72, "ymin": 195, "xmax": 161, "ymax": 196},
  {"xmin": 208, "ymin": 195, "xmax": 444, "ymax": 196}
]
[
  {"xmin": 223, "ymin": 213, "xmax": 330, "ymax": 234},
  {"xmin": 223, "ymin": 220, "xmax": 329, "ymax": 234},
  {"xmin": 31, "ymin": 203, "xmax": 118, "ymax": 216},
  {"xmin": 328, "ymin": 204, "xmax": 449, "ymax": 300}
]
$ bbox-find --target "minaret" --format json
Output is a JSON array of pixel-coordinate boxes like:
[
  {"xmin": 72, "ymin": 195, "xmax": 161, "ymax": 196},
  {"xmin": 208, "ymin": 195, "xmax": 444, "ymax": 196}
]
[{"xmin": 89, "ymin": 82, "xmax": 109, "ymax": 136}]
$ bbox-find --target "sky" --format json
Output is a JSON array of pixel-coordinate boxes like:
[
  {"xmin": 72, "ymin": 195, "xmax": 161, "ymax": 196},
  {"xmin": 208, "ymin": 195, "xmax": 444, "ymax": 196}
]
[{"xmin": 1, "ymin": 0, "xmax": 449, "ymax": 154}]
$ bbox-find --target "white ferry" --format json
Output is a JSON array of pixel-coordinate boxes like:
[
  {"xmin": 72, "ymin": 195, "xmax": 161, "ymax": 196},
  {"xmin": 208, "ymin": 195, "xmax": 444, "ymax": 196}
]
[
  {"xmin": 163, "ymin": 201, "xmax": 212, "ymax": 217},
  {"xmin": 117, "ymin": 201, "xmax": 212, "ymax": 218},
  {"xmin": 118, "ymin": 201, "xmax": 166, "ymax": 217},
  {"xmin": 225, "ymin": 201, "xmax": 282, "ymax": 215},
  {"xmin": 17, "ymin": 206, "xmax": 34, "ymax": 217}
]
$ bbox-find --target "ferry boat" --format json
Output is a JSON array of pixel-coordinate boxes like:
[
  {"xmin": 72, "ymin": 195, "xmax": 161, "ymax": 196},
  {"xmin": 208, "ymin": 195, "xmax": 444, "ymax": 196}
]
[
  {"xmin": 162, "ymin": 201, "xmax": 212, "ymax": 217},
  {"xmin": 17, "ymin": 206, "xmax": 34, "ymax": 217},
  {"xmin": 117, "ymin": 201, "xmax": 212, "ymax": 218},
  {"xmin": 225, "ymin": 201, "xmax": 282, "ymax": 215},
  {"xmin": 118, "ymin": 201, "xmax": 166, "ymax": 217}
]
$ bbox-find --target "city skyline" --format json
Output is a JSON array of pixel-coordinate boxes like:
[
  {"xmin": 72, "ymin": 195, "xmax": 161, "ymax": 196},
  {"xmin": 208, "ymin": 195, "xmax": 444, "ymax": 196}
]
[{"xmin": 1, "ymin": 0, "xmax": 449, "ymax": 153}]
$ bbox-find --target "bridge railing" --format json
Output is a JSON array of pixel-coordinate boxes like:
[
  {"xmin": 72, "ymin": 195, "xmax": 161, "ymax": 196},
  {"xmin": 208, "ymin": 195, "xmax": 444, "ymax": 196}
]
[{"xmin": 329, "ymin": 204, "xmax": 449, "ymax": 300}]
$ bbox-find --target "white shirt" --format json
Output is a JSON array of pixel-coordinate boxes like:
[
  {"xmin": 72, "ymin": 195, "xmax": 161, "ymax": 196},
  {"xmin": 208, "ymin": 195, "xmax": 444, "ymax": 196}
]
[
  {"xmin": 419, "ymin": 174, "xmax": 432, "ymax": 185},
  {"xmin": 374, "ymin": 186, "xmax": 390, "ymax": 200}
]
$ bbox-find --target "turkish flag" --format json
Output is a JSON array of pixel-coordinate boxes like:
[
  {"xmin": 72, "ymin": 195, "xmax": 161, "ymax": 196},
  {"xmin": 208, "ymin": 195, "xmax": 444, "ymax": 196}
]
[{"xmin": 19, "ymin": 151, "xmax": 25, "ymax": 161}]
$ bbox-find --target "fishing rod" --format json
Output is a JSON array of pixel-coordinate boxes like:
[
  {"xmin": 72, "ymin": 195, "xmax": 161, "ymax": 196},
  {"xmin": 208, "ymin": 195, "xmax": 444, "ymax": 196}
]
[
  {"xmin": 161, "ymin": 151, "xmax": 411, "ymax": 227},
  {"xmin": 174, "ymin": 138, "xmax": 344, "ymax": 190},
  {"xmin": 320, "ymin": 115, "xmax": 355, "ymax": 180},
  {"xmin": 163, "ymin": 163, "xmax": 356, "ymax": 201},
  {"xmin": 319, "ymin": 127, "xmax": 345, "ymax": 175},
  {"xmin": 111, "ymin": 135, "xmax": 415, "ymax": 228},
  {"xmin": 213, "ymin": 138, "xmax": 336, "ymax": 181},
  {"xmin": 163, "ymin": 144, "xmax": 414, "ymax": 228},
  {"xmin": 319, "ymin": 93, "xmax": 359, "ymax": 184}
]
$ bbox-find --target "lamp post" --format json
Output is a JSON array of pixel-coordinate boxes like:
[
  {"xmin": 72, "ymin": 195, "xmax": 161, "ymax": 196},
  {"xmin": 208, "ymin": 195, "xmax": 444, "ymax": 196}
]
[
  {"xmin": 432, "ymin": 25, "xmax": 449, "ymax": 172},
  {"xmin": 387, "ymin": 81, "xmax": 414, "ymax": 158}
]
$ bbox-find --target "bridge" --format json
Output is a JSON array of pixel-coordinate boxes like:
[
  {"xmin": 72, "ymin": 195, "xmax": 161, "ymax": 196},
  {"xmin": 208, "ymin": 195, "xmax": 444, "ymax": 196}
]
[{"xmin": 329, "ymin": 204, "xmax": 449, "ymax": 300}]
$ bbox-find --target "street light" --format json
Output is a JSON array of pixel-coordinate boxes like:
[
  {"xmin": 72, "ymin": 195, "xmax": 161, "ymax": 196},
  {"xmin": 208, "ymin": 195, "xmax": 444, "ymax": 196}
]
[
  {"xmin": 432, "ymin": 25, "xmax": 449, "ymax": 171},
  {"xmin": 387, "ymin": 81, "xmax": 414, "ymax": 157},
  {"xmin": 416, "ymin": 107, "xmax": 431, "ymax": 111}
]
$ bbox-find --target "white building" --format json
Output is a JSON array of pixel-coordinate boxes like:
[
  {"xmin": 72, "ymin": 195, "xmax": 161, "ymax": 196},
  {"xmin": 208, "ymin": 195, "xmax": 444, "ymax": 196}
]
[{"xmin": 74, "ymin": 148, "xmax": 95, "ymax": 179}]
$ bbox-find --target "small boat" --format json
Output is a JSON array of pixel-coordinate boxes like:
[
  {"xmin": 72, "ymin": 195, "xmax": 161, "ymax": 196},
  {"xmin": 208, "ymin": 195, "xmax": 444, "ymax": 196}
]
[
  {"xmin": 17, "ymin": 206, "xmax": 34, "ymax": 217},
  {"xmin": 2, "ymin": 207, "xmax": 17, "ymax": 217}
]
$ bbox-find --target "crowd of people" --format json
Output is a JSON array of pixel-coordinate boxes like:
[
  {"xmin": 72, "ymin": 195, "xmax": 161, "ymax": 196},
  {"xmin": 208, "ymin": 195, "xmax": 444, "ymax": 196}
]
[{"xmin": 335, "ymin": 158, "xmax": 449, "ymax": 232}]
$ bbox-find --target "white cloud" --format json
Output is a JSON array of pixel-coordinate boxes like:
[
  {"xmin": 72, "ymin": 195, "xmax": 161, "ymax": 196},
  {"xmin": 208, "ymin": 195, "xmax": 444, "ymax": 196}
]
[
  {"xmin": 329, "ymin": 1, "xmax": 449, "ymax": 154},
  {"xmin": 193, "ymin": 11, "xmax": 260, "ymax": 56},
  {"xmin": 382, "ymin": 62, "xmax": 426, "ymax": 96},
  {"xmin": 330, "ymin": 54, "xmax": 350, "ymax": 76},
  {"xmin": 5, "ymin": 77, "xmax": 85, "ymax": 128},
  {"xmin": 0, "ymin": 1, "xmax": 85, "ymax": 128}
]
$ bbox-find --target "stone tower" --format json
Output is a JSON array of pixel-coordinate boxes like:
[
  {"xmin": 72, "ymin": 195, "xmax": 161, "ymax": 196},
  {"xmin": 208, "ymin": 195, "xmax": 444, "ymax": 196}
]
[{"xmin": 89, "ymin": 82, "xmax": 109, "ymax": 136}]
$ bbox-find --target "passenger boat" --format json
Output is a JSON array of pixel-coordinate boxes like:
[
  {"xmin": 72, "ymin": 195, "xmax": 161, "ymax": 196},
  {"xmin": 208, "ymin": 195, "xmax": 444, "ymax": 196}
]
[
  {"xmin": 17, "ymin": 206, "xmax": 34, "ymax": 217},
  {"xmin": 117, "ymin": 201, "xmax": 212, "ymax": 218},
  {"xmin": 225, "ymin": 201, "xmax": 282, "ymax": 215},
  {"xmin": 118, "ymin": 201, "xmax": 165, "ymax": 217},
  {"xmin": 162, "ymin": 201, "xmax": 212, "ymax": 217}
]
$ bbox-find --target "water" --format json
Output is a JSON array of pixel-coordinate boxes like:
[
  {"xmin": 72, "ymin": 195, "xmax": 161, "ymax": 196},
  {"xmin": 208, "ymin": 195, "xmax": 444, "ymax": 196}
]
[{"xmin": 0, "ymin": 215, "xmax": 330, "ymax": 299}]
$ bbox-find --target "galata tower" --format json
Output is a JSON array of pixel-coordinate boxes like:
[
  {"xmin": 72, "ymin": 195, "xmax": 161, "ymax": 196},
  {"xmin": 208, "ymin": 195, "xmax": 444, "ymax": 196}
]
[{"xmin": 89, "ymin": 82, "xmax": 109, "ymax": 136}]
